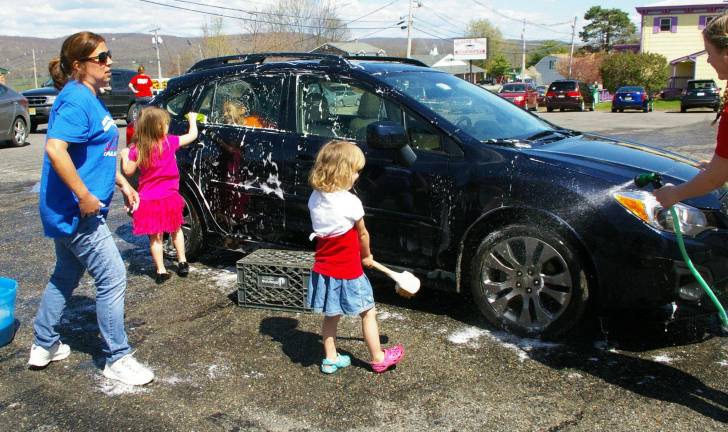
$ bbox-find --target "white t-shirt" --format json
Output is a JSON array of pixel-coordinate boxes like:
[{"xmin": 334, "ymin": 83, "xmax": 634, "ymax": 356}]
[{"xmin": 308, "ymin": 190, "xmax": 365, "ymax": 240}]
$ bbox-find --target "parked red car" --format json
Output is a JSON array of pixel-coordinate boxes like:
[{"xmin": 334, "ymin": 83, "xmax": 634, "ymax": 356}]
[{"xmin": 498, "ymin": 82, "xmax": 538, "ymax": 111}]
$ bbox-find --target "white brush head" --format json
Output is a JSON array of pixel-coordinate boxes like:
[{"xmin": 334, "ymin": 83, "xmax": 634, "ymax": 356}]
[{"xmin": 392, "ymin": 271, "xmax": 420, "ymax": 296}]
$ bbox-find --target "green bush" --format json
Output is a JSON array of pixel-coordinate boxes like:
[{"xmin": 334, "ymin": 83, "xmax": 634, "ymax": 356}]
[{"xmin": 600, "ymin": 52, "xmax": 669, "ymax": 95}]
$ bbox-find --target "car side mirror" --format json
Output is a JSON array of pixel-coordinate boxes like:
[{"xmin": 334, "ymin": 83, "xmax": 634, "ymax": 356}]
[{"xmin": 366, "ymin": 120, "xmax": 417, "ymax": 166}]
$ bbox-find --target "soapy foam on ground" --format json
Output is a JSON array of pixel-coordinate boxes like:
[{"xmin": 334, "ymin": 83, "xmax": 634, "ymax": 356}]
[
  {"xmin": 96, "ymin": 376, "xmax": 150, "ymax": 396},
  {"xmin": 193, "ymin": 266, "xmax": 238, "ymax": 293},
  {"xmin": 652, "ymin": 354, "xmax": 673, "ymax": 364},
  {"xmin": 377, "ymin": 310, "xmax": 406, "ymax": 321},
  {"xmin": 207, "ymin": 364, "xmax": 230, "ymax": 379},
  {"xmin": 447, "ymin": 325, "xmax": 560, "ymax": 361}
]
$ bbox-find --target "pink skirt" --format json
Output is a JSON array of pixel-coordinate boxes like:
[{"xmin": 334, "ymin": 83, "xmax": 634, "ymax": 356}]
[{"xmin": 132, "ymin": 192, "xmax": 185, "ymax": 236}]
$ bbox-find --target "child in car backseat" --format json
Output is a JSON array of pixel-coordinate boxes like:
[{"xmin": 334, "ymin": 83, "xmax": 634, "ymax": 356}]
[
  {"xmin": 307, "ymin": 140, "xmax": 404, "ymax": 374},
  {"xmin": 120, "ymin": 107, "xmax": 198, "ymax": 283}
]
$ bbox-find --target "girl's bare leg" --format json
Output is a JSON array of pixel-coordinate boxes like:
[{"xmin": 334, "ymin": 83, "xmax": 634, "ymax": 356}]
[
  {"xmin": 149, "ymin": 233, "xmax": 166, "ymax": 274},
  {"xmin": 322, "ymin": 315, "xmax": 341, "ymax": 361},
  {"xmin": 361, "ymin": 308, "xmax": 384, "ymax": 363},
  {"xmin": 171, "ymin": 228, "xmax": 187, "ymax": 263}
]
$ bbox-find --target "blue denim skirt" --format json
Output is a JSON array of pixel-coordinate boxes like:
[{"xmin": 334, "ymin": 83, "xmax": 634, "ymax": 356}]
[{"xmin": 307, "ymin": 271, "xmax": 375, "ymax": 316}]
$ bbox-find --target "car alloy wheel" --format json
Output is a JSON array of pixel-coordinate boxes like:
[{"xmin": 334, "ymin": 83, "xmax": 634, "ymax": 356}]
[
  {"xmin": 470, "ymin": 224, "xmax": 589, "ymax": 338},
  {"xmin": 11, "ymin": 117, "xmax": 27, "ymax": 147}
]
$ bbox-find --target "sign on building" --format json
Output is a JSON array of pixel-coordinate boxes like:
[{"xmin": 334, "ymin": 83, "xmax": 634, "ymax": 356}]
[{"xmin": 453, "ymin": 38, "xmax": 488, "ymax": 60}]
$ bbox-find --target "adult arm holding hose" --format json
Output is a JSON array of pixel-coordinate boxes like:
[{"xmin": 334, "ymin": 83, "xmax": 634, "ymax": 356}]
[{"xmin": 655, "ymin": 13, "xmax": 728, "ymax": 208}]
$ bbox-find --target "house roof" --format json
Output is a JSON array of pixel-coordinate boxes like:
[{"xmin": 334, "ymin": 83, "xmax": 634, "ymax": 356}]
[
  {"xmin": 410, "ymin": 54, "xmax": 448, "ymax": 67},
  {"xmin": 311, "ymin": 41, "xmax": 385, "ymax": 55},
  {"xmin": 670, "ymin": 49, "xmax": 707, "ymax": 64}
]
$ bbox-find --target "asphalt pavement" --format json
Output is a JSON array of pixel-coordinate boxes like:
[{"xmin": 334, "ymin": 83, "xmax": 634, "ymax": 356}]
[{"xmin": 0, "ymin": 113, "xmax": 726, "ymax": 431}]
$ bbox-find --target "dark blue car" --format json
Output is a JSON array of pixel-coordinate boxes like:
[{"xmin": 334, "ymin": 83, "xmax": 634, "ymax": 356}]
[
  {"xmin": 612, "ymin": 86, "xmax": 653, "ymax": 112},
  {"xmin": 139, "ymin": 53, "xmax": 728, "ymax": 338}
]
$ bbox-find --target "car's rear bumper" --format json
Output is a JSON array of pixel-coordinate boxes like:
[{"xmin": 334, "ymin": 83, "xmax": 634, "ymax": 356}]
[
  {"xmin": 612, "ymin": 99, "xmax": 647, "ymax": 109},
  {"xmin": 681, "ymin": 96, "xmax": 719, "ymax": 108},
  {"xmin": 546, "ymin": 98, "xmax": 582, "ymax": 109}
]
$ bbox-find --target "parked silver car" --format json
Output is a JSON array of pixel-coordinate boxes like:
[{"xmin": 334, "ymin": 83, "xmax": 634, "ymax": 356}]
[{"xmin": 0, "ymin": 84, "xmax": 29, "ymax": 147}]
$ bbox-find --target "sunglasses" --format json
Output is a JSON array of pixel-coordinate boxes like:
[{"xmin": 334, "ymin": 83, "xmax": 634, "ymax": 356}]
[{"xmin": 82, "ymin": 50, "xmax": 112, "ymax": 65}]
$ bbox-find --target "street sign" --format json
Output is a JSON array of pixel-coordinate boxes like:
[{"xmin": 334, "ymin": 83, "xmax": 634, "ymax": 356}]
[{"xmin": 453, "ymin": 38, "xmax": 488, "ymax": 60}]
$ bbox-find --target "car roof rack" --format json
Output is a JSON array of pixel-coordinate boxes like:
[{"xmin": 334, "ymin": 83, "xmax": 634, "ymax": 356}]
[
  {"xmin": 343, "ymin": 55, "xmax": 428, "ymax": 68},
  {"xmin": 187, "ymin": 52, "xmax": 428, "ymax": 73}
]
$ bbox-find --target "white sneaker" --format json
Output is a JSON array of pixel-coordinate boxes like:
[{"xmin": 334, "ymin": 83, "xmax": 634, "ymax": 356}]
[
  {"xmin": 103, "ymin": 353, "xmax": 155, "ymax": 386},
  {"xmin": 28, "ymin": 341, "xmax": 71, "ymax": 368}
]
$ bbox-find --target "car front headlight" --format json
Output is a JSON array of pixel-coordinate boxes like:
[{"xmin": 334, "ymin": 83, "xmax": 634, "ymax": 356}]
[
  {"xmin": 613, "ymin": 191, "xmax": 715, "ymax": 236},
  {"xmin": 45, "ymin": 95, "xmax": 57, "ymax": 104}
]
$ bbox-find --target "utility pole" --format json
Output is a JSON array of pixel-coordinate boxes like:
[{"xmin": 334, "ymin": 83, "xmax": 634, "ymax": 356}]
[
  {"xmin": 406, "ymin": 0, "xmax": 414, "ymax": 58},
  {"xmin": 32, "ymin": 48, "xmax": 38, "ymax": 88},
  {"xmin": 568, "ymin": 16, "xmax": 577, "ymax": 79},
  {"xmin": 151, "ymin": 28, "xmax": 163, "ymax": 79},
  {"xmin": 520, "ymin": 19, "xmax": 526, "ymax": 82},
  {"xmin": 176, "ymin": 54, "xmax": 181, "ymax": 76}
]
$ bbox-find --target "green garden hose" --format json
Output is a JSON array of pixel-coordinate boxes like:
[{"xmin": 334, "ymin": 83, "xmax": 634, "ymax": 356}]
[{"xmin": 634, "ymin": 172, "xmax": 728, "ymax": 332}]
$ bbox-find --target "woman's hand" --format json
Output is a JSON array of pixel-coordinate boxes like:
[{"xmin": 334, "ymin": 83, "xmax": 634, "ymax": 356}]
[
  {"xmin": 362, "ymin": 254, "xmax": 374, "ymax": 269},
  {"xmin": 653, "ymin": 183, "xmax": 680, "ymax": 209},
  {"xmin": 78, "ymin": 192, "xmax": 103, "ymax": 216}
]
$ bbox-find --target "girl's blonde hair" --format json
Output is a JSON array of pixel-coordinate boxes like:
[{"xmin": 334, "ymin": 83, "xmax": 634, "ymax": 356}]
[
  {"xmin": 132, "ymin": 107, "xmax": 170, "ymax": 168},
  {"xmin": 703, "ymin": 13, "xmax": 728, "ymax": 123},
  {"xmin": 309, "ymin": 140, "xmax": 365, "ymax": 193}
]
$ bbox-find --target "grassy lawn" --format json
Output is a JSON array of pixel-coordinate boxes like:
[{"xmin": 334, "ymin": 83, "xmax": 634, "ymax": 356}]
[{"xmin": 595, "ymin": 100, "xmax": 681, "ymax": 112}]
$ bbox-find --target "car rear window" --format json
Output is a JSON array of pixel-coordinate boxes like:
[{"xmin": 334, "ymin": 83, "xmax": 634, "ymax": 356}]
[
  {"xmin": 688, "ymin": 81, "xmax": 716, "ymax": 90},
  {"xmin": 549, "ymin": 81, "xmax": 577, "ymax": 91},
  {"xmin": 502, "ymin": 84, "xmax": 526, "ymax": 92},
  {"xmin": 617, "ymin": 86, "xmax": 643, "ymax": 92}
]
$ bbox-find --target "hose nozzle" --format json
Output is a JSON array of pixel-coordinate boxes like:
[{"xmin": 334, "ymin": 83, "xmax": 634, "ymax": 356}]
[{"xmin": 634, "ymin": 172, "xmax": 663, "ymax": 189}]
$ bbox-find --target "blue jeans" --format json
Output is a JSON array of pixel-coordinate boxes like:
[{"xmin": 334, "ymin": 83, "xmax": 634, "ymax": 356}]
[{"xmin": 33, "ymin": 216, "xmax": 131, "ymax": 363}]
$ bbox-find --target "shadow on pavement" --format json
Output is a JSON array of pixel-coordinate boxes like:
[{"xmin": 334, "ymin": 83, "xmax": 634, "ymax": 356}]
[{"xmin": 259, "ymin": 316, "xmax": 388, "ymax": 370}]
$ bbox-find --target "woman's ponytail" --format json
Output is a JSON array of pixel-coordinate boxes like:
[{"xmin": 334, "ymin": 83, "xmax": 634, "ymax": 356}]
[{"xmin": 48, "ymin": 57, "xmax": 68, "ymax": 90}]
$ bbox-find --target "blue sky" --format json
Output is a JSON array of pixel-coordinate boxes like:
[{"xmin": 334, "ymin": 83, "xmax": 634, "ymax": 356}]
[{"xmin": 1, "ymin": 1, "xmax": 652, "ymax": 40}]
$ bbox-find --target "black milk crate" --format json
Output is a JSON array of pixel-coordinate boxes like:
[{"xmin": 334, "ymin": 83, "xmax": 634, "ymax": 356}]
[{"xmin": 236, "ymin": 249, "xmax": 314, "ymax": 312}]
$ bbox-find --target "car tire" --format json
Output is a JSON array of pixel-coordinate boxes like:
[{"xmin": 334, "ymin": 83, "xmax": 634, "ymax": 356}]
[
  {"xmin": 681, "ymin": 105, "xmax": 687, "ymax": 113},
  {"xmin": 611, "ymin": 107, "xmax": 617, "ymax": 113},
  {"xmin": 546, "ymin": 106, "xmax": 553, "ymax": 112},
  {"xmin": 163, "ymin": 191, "xmax": 206, "ymax": 262},
  {"xmin": 126, "ymin": 103, "xmax": 137, "ymax": 124},
  {"xmin": 590, "ymin": 101, "xmax": 596, "ymax": 111},
  {"xmin": 714, "ymin": 105, "xmax": 720, "ymax": 113},
  {"xmin": 469, "ymin": 224, "xmax": 590, "ymax": 339},
  {"xmin": 619, "ymin": 109, "xmax": 624, "ymax": 113},
  {"xmin": 578, "ymin": 101, "xmax": 585, "ymax": 112},
  {"xmin": 10, "ymin": 117, "xmax": 28, "ymax": 147}
]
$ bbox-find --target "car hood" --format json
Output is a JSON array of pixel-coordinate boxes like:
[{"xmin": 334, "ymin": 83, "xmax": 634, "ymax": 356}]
[
  {"xmin": 22, "ymin": 86, "xmax": 58, "ymax": 97},
  {"xmin": 523, "ymin": 133, "xmax": 726, "ymax": 209}
]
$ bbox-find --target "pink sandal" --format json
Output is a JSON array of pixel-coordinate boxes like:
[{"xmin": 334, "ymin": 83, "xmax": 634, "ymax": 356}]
[{"xmin": 371, "ymin": 344, "xmax": 404, "ymax": 373}]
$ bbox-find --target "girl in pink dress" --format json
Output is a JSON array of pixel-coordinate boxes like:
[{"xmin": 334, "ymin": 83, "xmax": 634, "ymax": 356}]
[{"xmin": 120, "ymin": 107, "xmax": 198, "ymax": 283}]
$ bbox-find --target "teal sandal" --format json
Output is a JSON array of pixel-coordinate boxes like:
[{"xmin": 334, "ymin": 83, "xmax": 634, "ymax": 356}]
[{"xmin": 320, "ymin": 354, "xmax": 351, "ymax": 374}]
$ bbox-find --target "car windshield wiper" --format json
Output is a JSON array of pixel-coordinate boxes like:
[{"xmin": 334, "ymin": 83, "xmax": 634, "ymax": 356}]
[{"xmin": 525, "ymin": 129, "xmax": 569, "ymax": 142}]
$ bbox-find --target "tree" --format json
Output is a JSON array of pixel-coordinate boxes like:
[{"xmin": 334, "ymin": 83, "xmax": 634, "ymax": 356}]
[
  {"xmin": 465, "ymin": 19, "xmax": 503, "ymax": 76},
  {"xmin": 600, "ymin": 52, "xmax": 669, "ymax": 94},
  {"xmin": 579, "ymin": 6, "xmax": 637, "ymax": 52},
  {"xmin": 526, "ymin": 40, "xmax": 569, "ymax": 68},
  {"xmin": 201, "ymin": 18, "xmax": 233, "ymax": 58},
  {"xmin": 488, "ymin": 54, "xmax": 512, "ymax": 81},
  {"xmin": 556, "ymin": 53, "xmax": 605, "ymax": 84}
]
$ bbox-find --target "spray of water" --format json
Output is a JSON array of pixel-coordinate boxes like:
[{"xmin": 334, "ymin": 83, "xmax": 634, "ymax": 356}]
[{"xmin": 587, "ymin": 179, "xmax": 635, "ymax": 207}]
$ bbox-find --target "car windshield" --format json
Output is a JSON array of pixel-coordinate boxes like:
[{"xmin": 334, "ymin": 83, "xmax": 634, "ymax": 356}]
[
  {"xmin": 379, "ymin": 71, "xmax": 552, "ymax": 142},
  {"xmin": 501, "ymin": 84, "xmax": 526, "ymax": 92}
]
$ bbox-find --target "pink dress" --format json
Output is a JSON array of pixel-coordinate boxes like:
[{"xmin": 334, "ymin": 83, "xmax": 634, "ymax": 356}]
[{"xmin": 128, "ymin": 135, "xmax": 185, "ymax": 235}]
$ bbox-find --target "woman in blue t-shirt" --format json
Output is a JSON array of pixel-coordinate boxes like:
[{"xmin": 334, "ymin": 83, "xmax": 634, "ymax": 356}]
[{"xmin": 29, "ymin": 31, "xmax": 154, "ymax": 386}]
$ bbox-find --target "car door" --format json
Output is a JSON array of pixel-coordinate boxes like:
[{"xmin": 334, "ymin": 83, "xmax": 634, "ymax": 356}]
[
  {"xmin": 188, "ymin": 72, "xmax": 288, "ymax": 242},
  {"xmin": 281, "ymin": 73, "xmax": 459, "ymax": 269},
  {"xmin": 0, "ymin": 85, "xmax": 11, "ymax": 139}
]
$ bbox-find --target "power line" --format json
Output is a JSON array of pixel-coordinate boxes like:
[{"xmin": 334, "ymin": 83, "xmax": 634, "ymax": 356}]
[
  {"xmin": 136, "ymin": 0, "xmax": 392, "ymax": 30},
  {"xmin": 468, "ymin": 0, "xmax": 573, "ymax": 37}
]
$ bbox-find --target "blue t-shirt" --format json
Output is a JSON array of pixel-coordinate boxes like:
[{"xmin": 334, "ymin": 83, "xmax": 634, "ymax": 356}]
[{"xmin": 39, "ymin": 80, "xmax": 119, "ymax": 237}]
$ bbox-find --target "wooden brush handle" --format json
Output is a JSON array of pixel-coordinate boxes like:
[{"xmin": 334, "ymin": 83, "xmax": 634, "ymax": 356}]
[{"xmin": 370, "ymin": 260, "xmax": 397, "ymax": 279}]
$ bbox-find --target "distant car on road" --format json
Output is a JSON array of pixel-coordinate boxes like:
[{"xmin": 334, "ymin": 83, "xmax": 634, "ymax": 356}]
[
  {"xmin": 22, "ymin": 68, "xmax": 140, "ymax": 132},
  {"xmin": 0, "ymin": 83, "xmax": 29, "ymax": 147},
  {"xmin": 536, "ymin": 85, "xmax": 547, "ymax": 106},
  {"xmin": 611, "ymin": 86, "xmax": 653, "ymax": 113},
  {"xmin": 322, "ymin": 83, "xmax": 360, "ymax": 107},
  {"xmin": 498, "ymin": 82, "xmax": 538, "ymax": 111},
  {"xmin": 545, "ymin": 79, "xmax": 596, "ymax": 112},
  {"xmin": 680, "ymin": 79, "xmax": 720, "ymax": 112}
]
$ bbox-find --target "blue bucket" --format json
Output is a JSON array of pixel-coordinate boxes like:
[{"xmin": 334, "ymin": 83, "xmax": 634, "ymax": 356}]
[{"xmin": 0, "ymin": 277, "xmax": 18, "ymax": 347}]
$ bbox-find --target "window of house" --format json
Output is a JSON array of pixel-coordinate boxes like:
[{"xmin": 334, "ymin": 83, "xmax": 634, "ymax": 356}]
[
  {"xmin": 700, "ymin": 15, "xmax": 716, "ymax": 30},
  {"xmin": 660, "ymin": 17, "xmax": 672, "ymax": 32},
  {"xmin": 549, "ymin": 60, "xmax": 556, "ymax": 70}
]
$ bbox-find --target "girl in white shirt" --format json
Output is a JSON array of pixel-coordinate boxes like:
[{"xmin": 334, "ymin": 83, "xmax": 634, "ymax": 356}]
[{"xmin": 307, "ymin": 140, "xmax": 404, "ymax": 374}]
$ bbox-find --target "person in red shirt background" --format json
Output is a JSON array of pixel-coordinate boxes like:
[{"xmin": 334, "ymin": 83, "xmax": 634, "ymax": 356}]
[{"xmin": 128, "ymin": 65, "xmax": 154, "ymax": 104}]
